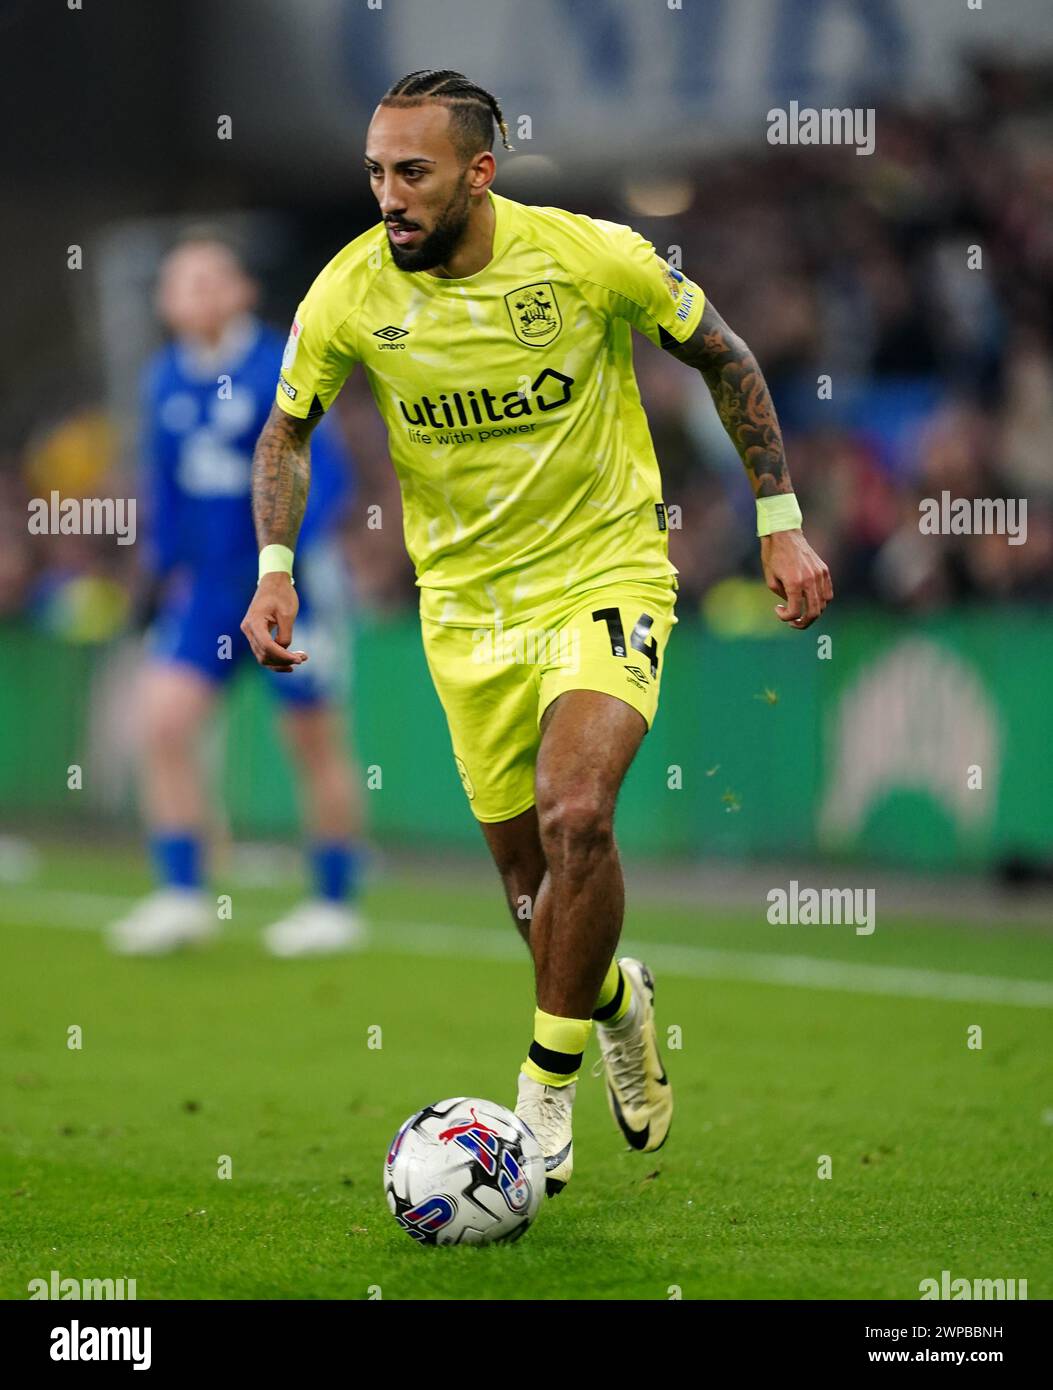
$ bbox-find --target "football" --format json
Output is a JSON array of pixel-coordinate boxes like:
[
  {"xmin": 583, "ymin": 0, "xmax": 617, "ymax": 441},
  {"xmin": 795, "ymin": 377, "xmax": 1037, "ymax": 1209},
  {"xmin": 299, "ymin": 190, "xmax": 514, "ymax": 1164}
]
[{"xmin": 384, "ymin": 1097, "xmax": 545, "ymax": 1246}]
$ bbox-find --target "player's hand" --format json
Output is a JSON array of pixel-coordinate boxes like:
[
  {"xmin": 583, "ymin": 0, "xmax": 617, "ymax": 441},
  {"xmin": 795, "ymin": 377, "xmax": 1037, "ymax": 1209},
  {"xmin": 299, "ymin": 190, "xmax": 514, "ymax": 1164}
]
[
  {"xmin": 760, "ymin": 530, "xmax": 833, "ymax": 630},
  {"xmin": 240, "ymin": 573, "xmax": 308, "ymax": 673}
]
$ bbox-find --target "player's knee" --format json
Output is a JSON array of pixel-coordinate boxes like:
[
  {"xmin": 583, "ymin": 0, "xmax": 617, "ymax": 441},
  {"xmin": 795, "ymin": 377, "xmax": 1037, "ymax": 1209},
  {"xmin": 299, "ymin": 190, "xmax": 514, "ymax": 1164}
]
[
  {"xmin": 284, "ymin": 708, "xmax": 346, "ymax": 771},
  {"xmin": 144, "ymin": 711, "xmax": 196, "ymax": 756},
  {"xmin": 537, "ymin": 793, "xmax": 613, "ymax": 863},
  {"xmin": 141, "ymin": 688, "xmax": 203, "ymax": 753}
]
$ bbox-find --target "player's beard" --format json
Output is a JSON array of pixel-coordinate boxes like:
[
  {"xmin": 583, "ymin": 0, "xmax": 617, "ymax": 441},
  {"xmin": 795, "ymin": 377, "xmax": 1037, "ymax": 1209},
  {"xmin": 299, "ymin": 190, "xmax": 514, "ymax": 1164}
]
[{"xmin": 387, "ymin": 177, "xmax": 472, "ymax": 273}]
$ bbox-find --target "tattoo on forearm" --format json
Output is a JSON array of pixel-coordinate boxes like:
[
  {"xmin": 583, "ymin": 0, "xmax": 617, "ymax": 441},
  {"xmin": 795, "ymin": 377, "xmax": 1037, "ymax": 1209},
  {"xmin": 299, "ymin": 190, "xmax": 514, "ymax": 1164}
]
[
  {"xmin": 251, "ymin": 405, "xmax": 313, "ymax": 550},
  {"xmin": 668, "ymin": 301, "xmax": 793, "ymax": 498}
]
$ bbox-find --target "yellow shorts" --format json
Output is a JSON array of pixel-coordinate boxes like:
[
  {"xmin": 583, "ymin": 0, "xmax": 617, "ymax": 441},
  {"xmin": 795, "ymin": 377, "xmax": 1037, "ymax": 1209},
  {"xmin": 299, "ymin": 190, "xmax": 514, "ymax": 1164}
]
[{"xmin": 421, "ymin": 577, "xmax": 679, "ymax": 823}]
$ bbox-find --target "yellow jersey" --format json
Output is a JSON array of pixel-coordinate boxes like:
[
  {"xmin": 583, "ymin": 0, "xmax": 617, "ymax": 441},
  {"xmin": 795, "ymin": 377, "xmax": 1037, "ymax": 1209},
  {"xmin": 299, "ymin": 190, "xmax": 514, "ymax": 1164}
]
[{"xmin": 276, "ymin": 190, "xmax": 705, "ymax": 626}]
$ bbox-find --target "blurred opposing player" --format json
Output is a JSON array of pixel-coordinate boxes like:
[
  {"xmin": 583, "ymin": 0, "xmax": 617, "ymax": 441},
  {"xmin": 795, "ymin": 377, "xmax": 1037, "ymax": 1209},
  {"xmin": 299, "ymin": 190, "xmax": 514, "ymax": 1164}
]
[
  {"xmin": 241, "ymin": 72, "xmax": 832, "ymax": 1191},
  {"xmin": 108, "ymin": 234, "xmax": 368, "ymax": 957}
]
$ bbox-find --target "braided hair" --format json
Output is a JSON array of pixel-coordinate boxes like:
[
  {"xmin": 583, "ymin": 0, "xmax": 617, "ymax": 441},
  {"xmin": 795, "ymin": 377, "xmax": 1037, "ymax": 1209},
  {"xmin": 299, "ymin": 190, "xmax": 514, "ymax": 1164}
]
[{"xmin": 381, "ymin": 70, "xmax": 515, "ymax": 159}]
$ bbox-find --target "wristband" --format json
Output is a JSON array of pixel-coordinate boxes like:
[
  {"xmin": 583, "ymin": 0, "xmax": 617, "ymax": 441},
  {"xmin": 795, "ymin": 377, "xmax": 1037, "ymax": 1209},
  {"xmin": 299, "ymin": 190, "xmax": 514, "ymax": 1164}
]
[
  {"xmin": 258, "ymin": 543, "xmax": 295, "ymax": 586},
  {"xmin": 756, "ymin": 493, "xmax": 803, "ymax": 537}
]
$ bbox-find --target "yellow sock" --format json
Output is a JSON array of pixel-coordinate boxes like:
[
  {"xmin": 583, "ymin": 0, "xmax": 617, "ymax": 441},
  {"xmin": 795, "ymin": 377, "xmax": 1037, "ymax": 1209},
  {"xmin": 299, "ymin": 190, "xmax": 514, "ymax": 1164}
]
[
  {"xmin": 592, "ymin": 959, "xmax": 632, "ymax": 1025},
  {"xmin": 522, "ymin": 1008, "xmax": 592, "ymax": 1087}
]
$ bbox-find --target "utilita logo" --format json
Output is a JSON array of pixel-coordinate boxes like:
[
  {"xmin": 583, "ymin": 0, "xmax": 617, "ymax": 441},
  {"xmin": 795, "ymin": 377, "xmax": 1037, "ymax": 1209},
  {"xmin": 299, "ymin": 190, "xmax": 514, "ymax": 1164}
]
[{"xmin": 398, "ymin": 369, "xmax": 574, "ymax": 429}]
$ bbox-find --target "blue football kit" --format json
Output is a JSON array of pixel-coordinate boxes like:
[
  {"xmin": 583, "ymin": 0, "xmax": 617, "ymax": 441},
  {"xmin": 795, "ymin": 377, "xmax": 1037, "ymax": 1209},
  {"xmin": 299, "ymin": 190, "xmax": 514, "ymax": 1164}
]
[{"xmin": 141, "ymin": 315, "xmax": 353, "ymax": 705}]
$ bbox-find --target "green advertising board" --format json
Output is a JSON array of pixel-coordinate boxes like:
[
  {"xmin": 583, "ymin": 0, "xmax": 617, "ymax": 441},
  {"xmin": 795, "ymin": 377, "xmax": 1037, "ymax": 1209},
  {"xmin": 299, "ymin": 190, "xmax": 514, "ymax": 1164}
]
[
  {"xmin": 1, "ymin": 607, "xmax": 1047, "ymax": 871},
  {"xmin": 814, "ymin": 610, "xmax": 1050, "ymax": 870}
]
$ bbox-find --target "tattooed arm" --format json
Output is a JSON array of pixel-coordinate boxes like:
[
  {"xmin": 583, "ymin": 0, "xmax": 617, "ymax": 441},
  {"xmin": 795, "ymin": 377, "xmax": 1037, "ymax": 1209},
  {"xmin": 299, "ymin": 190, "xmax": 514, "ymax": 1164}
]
[
  {"xmin": 665, "ymin": 297, "xmax": 833, "ymax": 628},
  {"xmin": 666, "ymin": 298, "xmax": 792, "ymax": 497},
  {"xmin": 251, "ymin": 403, "xmax": 315, "ymax": 550},
  {"xmin": 240, "ymin": 404, "xmax": 319, "ymax": 670}
]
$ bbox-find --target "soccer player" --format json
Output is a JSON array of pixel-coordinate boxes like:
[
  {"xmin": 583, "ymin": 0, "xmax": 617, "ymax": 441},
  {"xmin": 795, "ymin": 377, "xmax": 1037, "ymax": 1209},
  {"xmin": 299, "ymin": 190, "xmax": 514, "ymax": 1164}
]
[
  {"xmin": 108, "ymin": 233, "xmax": 369, "ymax": 958},
  {"xmin": 241, "ymin": 72, "xmax": 832, "ymax": 1192}
]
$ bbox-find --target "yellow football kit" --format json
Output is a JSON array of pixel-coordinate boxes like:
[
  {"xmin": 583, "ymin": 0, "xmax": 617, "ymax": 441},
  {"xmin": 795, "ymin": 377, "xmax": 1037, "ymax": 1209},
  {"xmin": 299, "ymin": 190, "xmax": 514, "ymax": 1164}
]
[{"xmin": 276, "ymin": 190, "xmax": 705, "ymax": 820}]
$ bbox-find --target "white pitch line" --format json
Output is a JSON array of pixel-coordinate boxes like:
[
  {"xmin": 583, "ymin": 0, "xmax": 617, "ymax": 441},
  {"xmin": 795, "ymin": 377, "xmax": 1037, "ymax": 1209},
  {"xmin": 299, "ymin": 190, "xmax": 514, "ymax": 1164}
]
[
  {"xmin": 5, "ymin": 888, "xmax": 1053, "ymax": 1010},
  {"xmin": 11, "ymin": 889, "xmax": 134, "ymax": 922},
  {"xmin": 620, "ymin": 941, "xmax": 1053, "ymax": 1010},
  {"xmin": 378, "ymin": 922, "xmax": 1053, "ymax": 1011}
]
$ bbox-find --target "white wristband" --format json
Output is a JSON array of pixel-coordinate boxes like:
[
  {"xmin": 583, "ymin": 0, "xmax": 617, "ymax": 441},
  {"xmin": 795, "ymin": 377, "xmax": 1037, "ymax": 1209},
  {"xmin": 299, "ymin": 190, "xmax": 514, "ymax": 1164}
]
[
  {"xmin": 258, "ymin": 543, "xmax": 295, "ymax": 585},
  {"xmin": 756, "ymin": 494, "xmax": 803, "ymax": 537}
]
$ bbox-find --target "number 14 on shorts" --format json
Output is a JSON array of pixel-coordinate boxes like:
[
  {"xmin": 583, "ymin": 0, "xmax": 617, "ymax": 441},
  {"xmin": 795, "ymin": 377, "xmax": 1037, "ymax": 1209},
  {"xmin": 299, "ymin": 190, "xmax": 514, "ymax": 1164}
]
[{"xmin": 592, "ymin": 607, "xmax": 659, "ymax": 679}]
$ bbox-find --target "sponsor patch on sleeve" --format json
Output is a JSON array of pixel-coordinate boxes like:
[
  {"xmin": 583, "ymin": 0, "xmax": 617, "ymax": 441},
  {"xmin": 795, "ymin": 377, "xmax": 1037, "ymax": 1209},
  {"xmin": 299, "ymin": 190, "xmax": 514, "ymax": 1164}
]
[
  {"xmin": 661, "ymin": 262, "xmax": 685, "ymax": 302},
  {"xmin": 278, "ymin": 375, "xmax": 298, "ymax": 400},
  {"xmin": 281, "ymin": 317, "xmax": 302, "ymax": 372}
]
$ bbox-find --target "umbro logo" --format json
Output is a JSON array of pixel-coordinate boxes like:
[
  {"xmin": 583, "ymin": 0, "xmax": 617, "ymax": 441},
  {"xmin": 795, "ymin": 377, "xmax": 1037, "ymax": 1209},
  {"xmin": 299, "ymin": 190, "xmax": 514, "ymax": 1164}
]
[
  {"xmin": 625, "ymin": 664, "xmax": 649, "ymax": 690},
  {"xmin": 373, "ymin": 325, "xmax": 409, "ymax": 340}
]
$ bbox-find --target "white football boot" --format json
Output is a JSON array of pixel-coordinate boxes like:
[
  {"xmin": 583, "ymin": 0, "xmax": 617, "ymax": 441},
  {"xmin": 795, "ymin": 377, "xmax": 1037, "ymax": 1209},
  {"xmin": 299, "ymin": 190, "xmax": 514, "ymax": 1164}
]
[
  {"xmin": 106, "ymin": 888, "xmax": 216, "ymax": 956},
  {"xmin": 262, "ymin": 899, "xmax": 367, "ymax": 958},
  {"xmin": 515, "ymin": 1073, "xmax": 576, "ymax": 1197},
  {"xmin": 593, "ymin": 958, "xmax": 673, "ymax": 1152}
]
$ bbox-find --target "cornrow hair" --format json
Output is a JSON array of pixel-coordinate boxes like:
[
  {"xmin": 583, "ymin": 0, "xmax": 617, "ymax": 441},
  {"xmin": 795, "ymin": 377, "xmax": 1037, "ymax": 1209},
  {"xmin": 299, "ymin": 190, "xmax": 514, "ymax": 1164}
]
[{"xmin": 382, "ymin": 69, "xmax": 515, "ymax": 157}]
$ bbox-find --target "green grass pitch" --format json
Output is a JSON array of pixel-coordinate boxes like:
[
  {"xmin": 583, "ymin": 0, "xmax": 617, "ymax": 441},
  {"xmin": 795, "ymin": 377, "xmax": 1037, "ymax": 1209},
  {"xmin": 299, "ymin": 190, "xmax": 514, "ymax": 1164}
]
[{"xmin": 2, "ymin": 844, "xmax": 1051, "ymax": 1300}]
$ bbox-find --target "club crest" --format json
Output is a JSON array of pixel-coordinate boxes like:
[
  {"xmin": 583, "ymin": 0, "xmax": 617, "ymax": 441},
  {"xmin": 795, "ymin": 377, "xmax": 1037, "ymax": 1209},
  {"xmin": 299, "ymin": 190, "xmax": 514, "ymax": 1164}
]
[{"xmin": 504, "ymin": 282, "xmax": 562, "ymax": 347}]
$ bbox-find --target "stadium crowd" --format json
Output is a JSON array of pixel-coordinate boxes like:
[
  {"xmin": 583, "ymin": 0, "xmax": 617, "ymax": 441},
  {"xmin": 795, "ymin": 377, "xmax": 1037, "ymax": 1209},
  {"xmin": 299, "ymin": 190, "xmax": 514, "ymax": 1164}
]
[{"xmin": 4, "ymin": 71, "xmax": 1052, "ymax": 641}]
